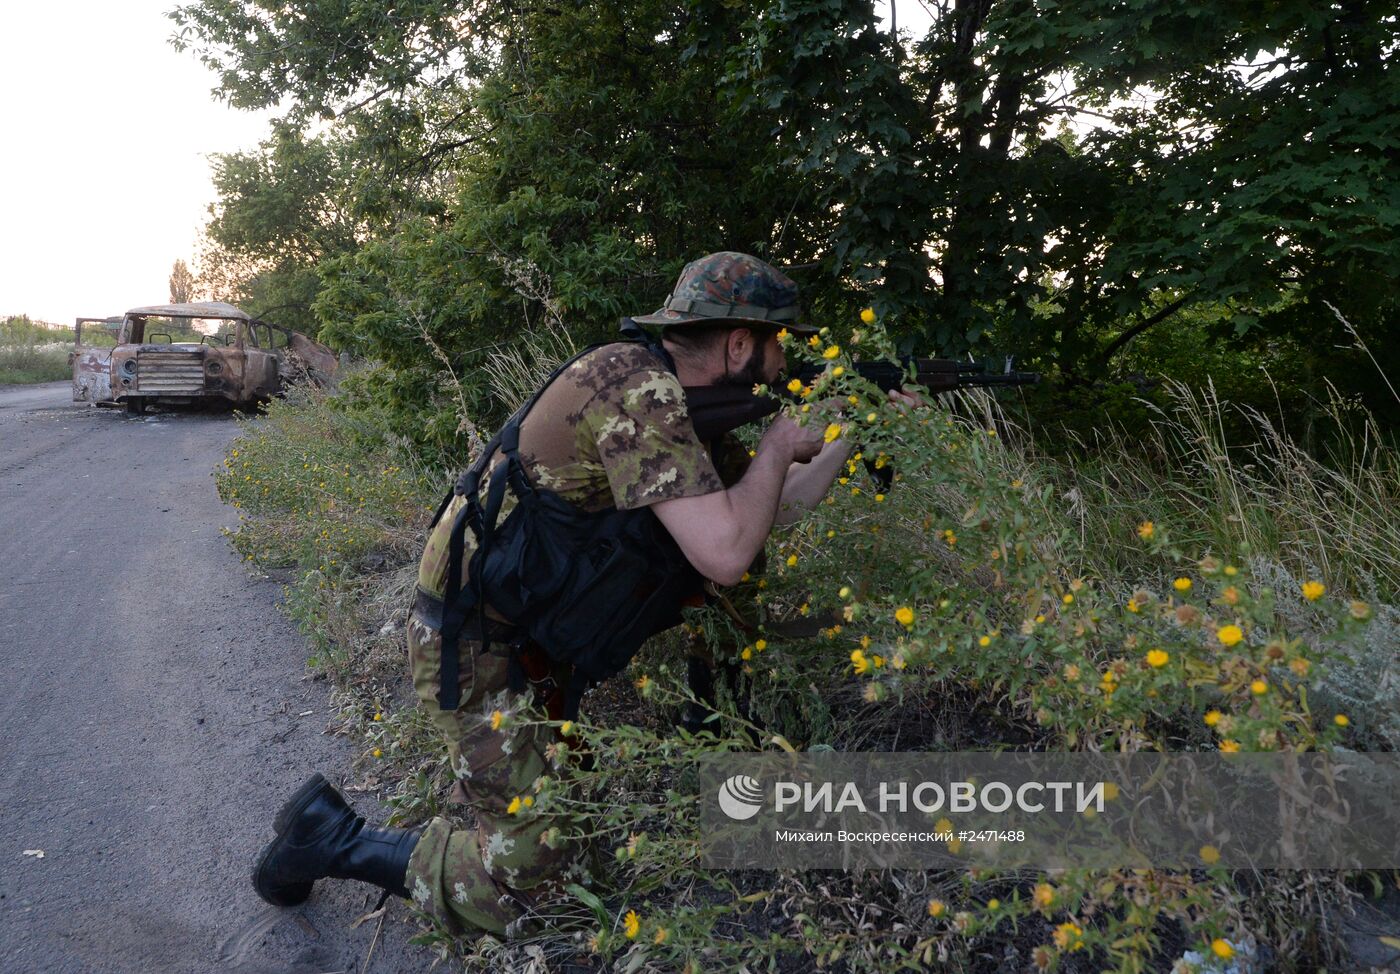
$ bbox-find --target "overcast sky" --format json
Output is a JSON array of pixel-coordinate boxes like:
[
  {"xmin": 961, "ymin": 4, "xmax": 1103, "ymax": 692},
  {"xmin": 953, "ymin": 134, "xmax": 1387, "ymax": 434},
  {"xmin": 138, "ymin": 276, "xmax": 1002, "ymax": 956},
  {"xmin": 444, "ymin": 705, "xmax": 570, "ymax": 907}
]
[
  {"xmin": 0, "ymin": 1, "xmax": 272, "ymax": 324},
  {"xmin": 0, "ymin": 2, "xmax": 929, "ymax": 327}
]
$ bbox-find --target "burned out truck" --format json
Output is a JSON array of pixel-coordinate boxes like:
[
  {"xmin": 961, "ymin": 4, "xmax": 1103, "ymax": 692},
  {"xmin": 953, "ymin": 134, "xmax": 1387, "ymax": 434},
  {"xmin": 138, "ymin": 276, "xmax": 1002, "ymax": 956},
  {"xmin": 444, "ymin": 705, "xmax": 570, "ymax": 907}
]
[{"xmin": 71, "ymin": 302, "xmax": 337, "ymax": 414}]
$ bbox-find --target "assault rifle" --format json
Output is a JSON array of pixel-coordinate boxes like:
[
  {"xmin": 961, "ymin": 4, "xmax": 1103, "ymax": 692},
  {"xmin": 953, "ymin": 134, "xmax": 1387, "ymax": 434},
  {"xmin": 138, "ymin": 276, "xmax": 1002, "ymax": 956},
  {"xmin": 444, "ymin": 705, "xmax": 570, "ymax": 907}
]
[{"xmin": 683, "ymin": 357, "xmax": 1040, "ymax": 441}]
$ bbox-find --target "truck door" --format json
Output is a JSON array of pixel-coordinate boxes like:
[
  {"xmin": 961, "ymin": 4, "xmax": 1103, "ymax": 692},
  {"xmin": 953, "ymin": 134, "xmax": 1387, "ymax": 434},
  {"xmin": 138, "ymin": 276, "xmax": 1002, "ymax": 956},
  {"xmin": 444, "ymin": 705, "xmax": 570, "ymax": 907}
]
[{"xmin": 71, "ymin": 316, "xmax": 118, "ymax": 404}]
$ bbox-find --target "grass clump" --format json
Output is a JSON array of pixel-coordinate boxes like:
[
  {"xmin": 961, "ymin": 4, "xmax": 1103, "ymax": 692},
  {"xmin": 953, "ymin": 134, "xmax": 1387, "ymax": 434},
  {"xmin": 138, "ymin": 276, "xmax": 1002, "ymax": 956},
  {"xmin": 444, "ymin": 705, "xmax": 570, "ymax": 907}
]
[{"xmin": 0, "ymin": 343, "xmax": 71, "ymax": 384}]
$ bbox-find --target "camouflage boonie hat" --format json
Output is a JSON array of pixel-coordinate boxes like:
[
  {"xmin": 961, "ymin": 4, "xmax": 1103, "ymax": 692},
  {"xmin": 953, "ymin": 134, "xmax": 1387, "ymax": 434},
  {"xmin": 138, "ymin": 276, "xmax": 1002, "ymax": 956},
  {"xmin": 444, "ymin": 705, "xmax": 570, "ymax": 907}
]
[{"xmin": 633, "ymin": 252, "xmax": 818, "ymax": 335}]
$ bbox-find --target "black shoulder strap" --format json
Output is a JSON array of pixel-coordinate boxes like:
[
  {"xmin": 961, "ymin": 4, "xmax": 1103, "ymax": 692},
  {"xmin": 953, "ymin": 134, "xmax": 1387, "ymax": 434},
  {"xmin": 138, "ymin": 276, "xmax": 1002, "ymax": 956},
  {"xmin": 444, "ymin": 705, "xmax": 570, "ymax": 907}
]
[
  {"xmin": 433, "ymin": 332, "xmax": 681, "ymax": 711},
  {"xmin": 434, "ymin": 340, "xmax": 618, "ymax": 709},
  {"xmin": 620, "ymin": 316, "xmax": 678, "ymax": 375}
]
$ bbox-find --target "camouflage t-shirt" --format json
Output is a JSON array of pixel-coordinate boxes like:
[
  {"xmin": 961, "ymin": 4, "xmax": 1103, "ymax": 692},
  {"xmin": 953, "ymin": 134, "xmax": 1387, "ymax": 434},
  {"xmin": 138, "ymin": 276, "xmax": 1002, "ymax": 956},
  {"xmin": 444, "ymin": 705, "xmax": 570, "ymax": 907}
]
[{"xmin": 417, "ymin": 342, "xmax": 734, "ymax": 600}]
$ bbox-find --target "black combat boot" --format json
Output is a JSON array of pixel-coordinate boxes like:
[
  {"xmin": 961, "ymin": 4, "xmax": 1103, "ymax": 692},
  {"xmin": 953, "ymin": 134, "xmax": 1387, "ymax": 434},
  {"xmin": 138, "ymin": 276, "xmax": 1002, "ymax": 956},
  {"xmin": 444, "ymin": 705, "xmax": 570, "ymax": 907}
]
[{"xmin": 252, "ymin": 773, "xmax": 421, "ymax": 907}]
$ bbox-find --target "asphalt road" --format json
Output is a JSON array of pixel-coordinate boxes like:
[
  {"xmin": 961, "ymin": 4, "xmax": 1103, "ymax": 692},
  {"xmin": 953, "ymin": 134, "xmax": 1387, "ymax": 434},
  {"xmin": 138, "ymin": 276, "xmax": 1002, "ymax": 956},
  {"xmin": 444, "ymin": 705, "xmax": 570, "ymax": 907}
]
[{"xmin": 0, "ymin": 383, "xmax": 424, "ymax": 973}]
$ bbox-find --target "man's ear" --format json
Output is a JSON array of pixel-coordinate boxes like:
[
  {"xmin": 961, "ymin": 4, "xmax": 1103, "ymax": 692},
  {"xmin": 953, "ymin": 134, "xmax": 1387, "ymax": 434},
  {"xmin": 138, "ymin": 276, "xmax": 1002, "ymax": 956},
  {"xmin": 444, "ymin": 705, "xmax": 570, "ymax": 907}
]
[{"xmin": 725, "ymin": 326, "xmax": 754, "ymax": 360}]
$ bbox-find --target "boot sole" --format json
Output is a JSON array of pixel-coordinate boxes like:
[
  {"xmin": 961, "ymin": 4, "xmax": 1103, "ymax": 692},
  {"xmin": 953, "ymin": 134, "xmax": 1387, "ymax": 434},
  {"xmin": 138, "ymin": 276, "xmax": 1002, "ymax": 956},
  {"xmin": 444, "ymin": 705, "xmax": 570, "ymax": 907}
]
[{"xmin": 252, "ymin": 773, "xmax": 332, "ymax": 907}]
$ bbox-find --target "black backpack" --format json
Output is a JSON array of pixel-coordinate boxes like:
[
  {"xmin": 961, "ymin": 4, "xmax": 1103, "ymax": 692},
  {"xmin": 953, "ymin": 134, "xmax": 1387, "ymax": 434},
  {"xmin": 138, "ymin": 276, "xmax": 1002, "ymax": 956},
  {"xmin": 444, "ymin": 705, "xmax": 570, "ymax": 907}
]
[{"xmin": 427, "ymin": 338, "xmax": 701, "ymax": 718}]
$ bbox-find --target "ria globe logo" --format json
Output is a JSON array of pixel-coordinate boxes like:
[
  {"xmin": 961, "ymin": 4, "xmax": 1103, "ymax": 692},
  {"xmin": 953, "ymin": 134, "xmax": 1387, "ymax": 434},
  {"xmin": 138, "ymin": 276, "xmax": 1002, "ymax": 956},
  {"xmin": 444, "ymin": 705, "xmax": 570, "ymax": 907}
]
[{"xmin": 717, "ymin": 774, "xmax": 764, "ymax": 821}]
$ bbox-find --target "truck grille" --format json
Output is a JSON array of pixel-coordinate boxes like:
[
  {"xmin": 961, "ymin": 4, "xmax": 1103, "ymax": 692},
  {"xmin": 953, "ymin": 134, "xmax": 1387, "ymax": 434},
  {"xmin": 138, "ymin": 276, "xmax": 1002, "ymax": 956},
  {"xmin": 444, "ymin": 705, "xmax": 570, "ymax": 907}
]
[{"xmin": 136, "ymin": 351, "xmax": 205, "ymax": 394}]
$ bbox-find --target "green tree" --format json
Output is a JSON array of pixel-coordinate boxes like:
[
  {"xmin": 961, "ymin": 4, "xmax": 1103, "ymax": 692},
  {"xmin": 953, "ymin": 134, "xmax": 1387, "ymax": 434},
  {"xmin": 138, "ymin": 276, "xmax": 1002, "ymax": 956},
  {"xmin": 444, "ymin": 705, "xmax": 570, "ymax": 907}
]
[
  {"xmin": 174, "ymin": 0, "xmax": 1400, "ymax": 441},
  {"xmin": 168, "ymin": 258, "xmax": 196, "ymax": 304},
  {"xmin": 196, "ymin": 122, "xmax": 379, "ymax": 333}
]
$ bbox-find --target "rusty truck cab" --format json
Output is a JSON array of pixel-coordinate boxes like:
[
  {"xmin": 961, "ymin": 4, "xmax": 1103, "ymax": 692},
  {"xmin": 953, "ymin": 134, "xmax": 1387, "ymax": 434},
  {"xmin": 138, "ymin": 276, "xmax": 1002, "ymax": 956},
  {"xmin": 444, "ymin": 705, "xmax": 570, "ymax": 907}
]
[{"xmin": 72, "ymin": 302, "xmax": 335, "ymax": 414}]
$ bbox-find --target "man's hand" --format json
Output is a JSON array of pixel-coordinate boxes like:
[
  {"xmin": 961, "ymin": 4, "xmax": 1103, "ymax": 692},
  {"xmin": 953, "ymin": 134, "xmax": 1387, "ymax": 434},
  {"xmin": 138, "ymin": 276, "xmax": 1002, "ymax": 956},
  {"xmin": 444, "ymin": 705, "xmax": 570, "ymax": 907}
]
[
  {"xmin": 763, "ymin": 412, "xmax": 826, "ymax": 464},
  {"xmin": 888, "ymin": 387, "xmax": 925, "ymax": 411}
]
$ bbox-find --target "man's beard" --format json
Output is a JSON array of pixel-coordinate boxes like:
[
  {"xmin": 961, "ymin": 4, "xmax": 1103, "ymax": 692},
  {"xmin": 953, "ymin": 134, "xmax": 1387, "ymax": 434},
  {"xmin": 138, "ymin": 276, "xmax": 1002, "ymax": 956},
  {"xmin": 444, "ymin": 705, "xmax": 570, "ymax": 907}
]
[{"xmin": 716, "ymin": 344, "xmax": 769, "ymax": 389}]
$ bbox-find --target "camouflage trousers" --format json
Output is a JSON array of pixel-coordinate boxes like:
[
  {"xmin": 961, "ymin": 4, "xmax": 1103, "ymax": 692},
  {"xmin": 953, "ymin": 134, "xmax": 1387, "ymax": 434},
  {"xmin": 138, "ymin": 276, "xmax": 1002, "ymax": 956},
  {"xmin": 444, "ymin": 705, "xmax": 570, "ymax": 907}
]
[
  {"xmin": 400, "ymin": 588, "xmax": 761, "ymax": 937},
  {"xmin": 402, "ymin": 612, "xmax": 586, "ymax": 937}
]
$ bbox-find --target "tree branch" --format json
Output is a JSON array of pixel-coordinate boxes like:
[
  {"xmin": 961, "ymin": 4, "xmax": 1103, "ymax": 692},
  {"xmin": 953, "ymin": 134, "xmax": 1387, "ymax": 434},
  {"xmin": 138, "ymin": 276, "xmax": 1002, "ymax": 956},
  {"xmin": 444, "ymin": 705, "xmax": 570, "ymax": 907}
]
[{"xmin": 1095, "ymin": 293, "xmax": 1192, "ymax": 366}]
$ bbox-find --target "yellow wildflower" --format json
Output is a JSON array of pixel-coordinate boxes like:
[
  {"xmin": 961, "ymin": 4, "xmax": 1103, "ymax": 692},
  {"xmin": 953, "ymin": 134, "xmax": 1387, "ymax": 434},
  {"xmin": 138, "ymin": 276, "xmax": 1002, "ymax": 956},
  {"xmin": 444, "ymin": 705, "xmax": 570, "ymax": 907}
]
[
  {"xmin": 1146, "ymin": 649, "xmax": 1169, "ymax": 668},
  {"xmin": 850, "ymin": 649, "xmax": 870, "ymax": 675},
  {"xmin": 490, "ymin": 710, "xmax": 504, "ymax": 731},
  {"xmin": 1219, "ymin": 740, "xmax": 1240, "ymax": 753},
  {"xmin": 839, "ymin": 586, "xmax": 851, "ymax": 598},
  {"xmin": 1222, "ymin": 586, "xmax": 1240, "ymax": 605},
  {"xmin": 786, "ymin": 378, "xmax": 803, "ymax": 393},
  {"xmin": 895, "ymin": 606, "xmax": 915, "ymax": 627},
  {"xmin": 860, "ymin": 307, "xmax": 876, "ymax": 324},
  {"xmin": 1137, "ymin": 521, "xmax": 1155, "ymax": 540},
  {"xmin": 928, "ymin": 898, "xmax": 946, "ymax": 917},
  {"xmin": 874, "ymin": 493, "xmax": 885, "ymax": 502},
  {"xmin": 1062, "ymin": 593, "xmax": 1074, "ymax": 605},
  {"xmin": 371, "ymin": 747, "xmax": 382, "ymax": 758},
  {"xmin": 1302, "ymin": 580, "xmax": 1325, "ymax": 601},
  {"xmin": 978, "ymin": 635, "xmax": 991, "ymax": 647},
  {"xmin": 755, "ymin": 639, "xmax": 767, "ymax": 651},
  {"xmin": 1173, "ymin": 577, "xmax": 1192, "ymax": 593},
  {"xmin": 623, "ymin": 909, "xmax": 641, "ymax": 939},
  {"xmin": 1200, "ymin": 845, "xmax": 1221, "ymax": 864},
  {"xmin": 1250, "ymin": 679, "xmax": 1268, "ymax": 695},
  {"xmin": 823, "ymin": 422, "xmax": 842, "ymax": 443},
  {"xmin": 741, "ymin": 647, "xmax": 752, "ymax": 661},
  {"xmin": 507, "ymin": 796, "xmax": 522, "ymax": 815},
  {"xmin": 832, "ymin": 365, "xmax": 845, "ymax": 377},
  {"xmin": 1224, "ymin": 565, "xmax": 1238, "ymax": 576},
  {"xmin": 1204, "ymin": 710, "xmax": 1222, "ymax": 727},
  {"xmin": 654, "ymin": 927, "xmax": 669, "ymax": 945},
  {"xmin": 822, "ymin": 345, "xmax": 841, "ymax": 359},
  {"xmin": 786, "ymin": 554, "xmax": 798, "ymax": 567},
  {"xmin": 987, "ymin": 898, "xmax": 1000, "ymax": 910},
  {"xmin": 1053, "ymin": 922, "xmax": 1084, "ymax": 951},
  {"xmin": 1289, "ymin": 658, "xmax": 1311, "ymax": 677},
  {"xmin": 1033, "ymin": 884, "xmax": 1055, "ymax": 909},
  {"xmin": 1211, "ymin": 939, "xmax": 1234, "ymax": 960},
  {"xmin": 560, "ymin": 720, "xmax": 574, "ymax": 736},
  {"xmin": 776, "ymin": 328, "xmax": 789, "ymax": 342},
  {"xmin": 808, "ymin": 335, "xmax": 822, "ymax": 348},
  {"xmin": 1334, "ymin": 714, "xmax": 1350, "ymax": 727},
  {"xmin": 1217, "ymin": 624, "xmax": 1244, "ymax": 647},
  {"xmin": 865, "ymin": 411, "xmax": 877, "ymax": 423}
]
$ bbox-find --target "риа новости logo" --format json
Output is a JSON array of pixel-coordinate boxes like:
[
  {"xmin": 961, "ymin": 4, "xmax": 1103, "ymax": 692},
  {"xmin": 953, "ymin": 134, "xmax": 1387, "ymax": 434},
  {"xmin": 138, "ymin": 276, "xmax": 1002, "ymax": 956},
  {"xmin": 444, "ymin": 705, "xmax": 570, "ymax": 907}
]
[{"xmin": 717, "ymin": 775, "xmax": 764, "ymax": 820}]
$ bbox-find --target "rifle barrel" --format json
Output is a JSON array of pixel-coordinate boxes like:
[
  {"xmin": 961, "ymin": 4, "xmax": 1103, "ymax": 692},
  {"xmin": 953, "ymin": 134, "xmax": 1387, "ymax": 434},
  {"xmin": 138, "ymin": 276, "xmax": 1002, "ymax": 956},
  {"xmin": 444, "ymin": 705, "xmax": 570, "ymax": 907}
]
[{"xmin": 957, "ymin": 371, "xmax": 1040, "ymax": 387}]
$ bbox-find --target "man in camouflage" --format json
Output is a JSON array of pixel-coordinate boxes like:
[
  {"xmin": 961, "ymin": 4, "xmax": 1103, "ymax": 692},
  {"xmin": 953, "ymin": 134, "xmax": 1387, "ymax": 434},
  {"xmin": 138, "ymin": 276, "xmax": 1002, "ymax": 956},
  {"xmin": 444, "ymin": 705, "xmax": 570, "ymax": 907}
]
[{"xmin": 251, "ymin": 252, "xmax": 867, "ymax": 937}]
